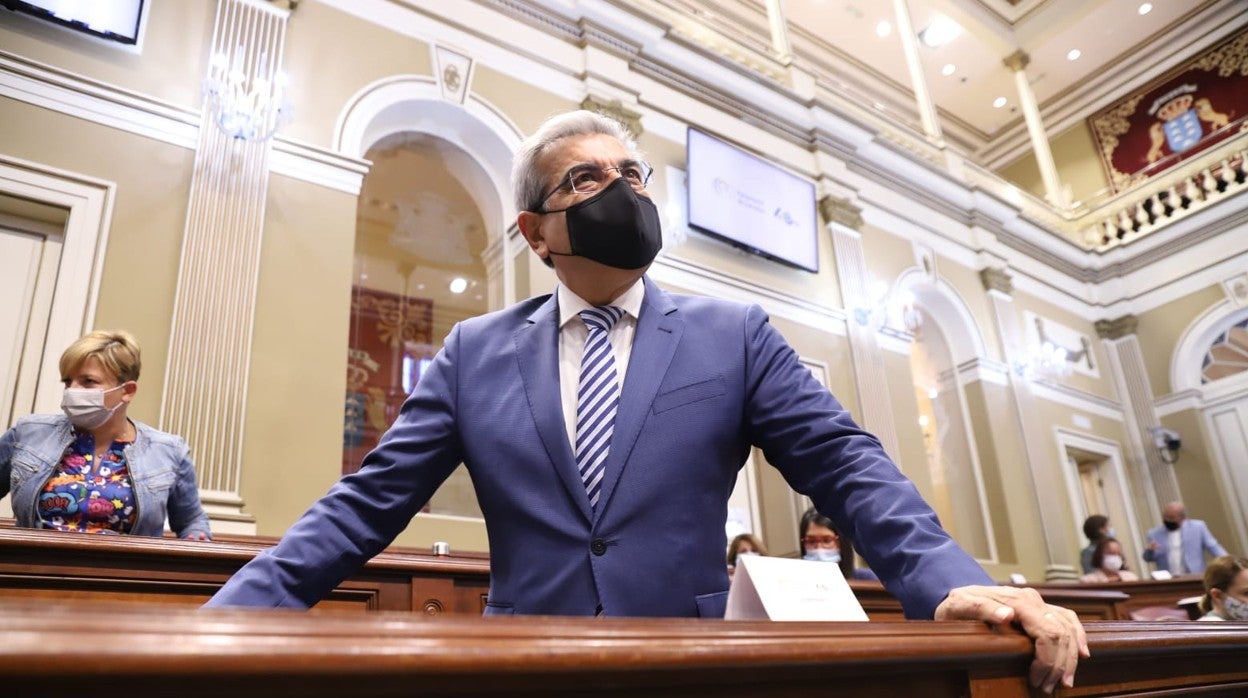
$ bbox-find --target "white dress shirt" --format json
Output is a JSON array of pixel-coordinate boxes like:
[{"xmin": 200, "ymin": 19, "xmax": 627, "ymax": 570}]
[
  {"xmin": 1167, "ymin": 527, "xmax": 1183, "ymax": 573},
  {"xmin": 556, "ymin": 279, "xmax": 645, "ymax": 450}
]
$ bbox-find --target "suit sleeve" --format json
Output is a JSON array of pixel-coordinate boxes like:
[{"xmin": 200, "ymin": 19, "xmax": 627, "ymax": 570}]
[
  {"xmin": 205, "ymin": 324, "xmax": 466, "ymax": 608},
  {"xmin": 739, "ymin": 304, "xmax": 992, "ymax": 618},
  {"xmin": 1201, "ymin": 522, "xmax": 1228, "ymax": 558}
]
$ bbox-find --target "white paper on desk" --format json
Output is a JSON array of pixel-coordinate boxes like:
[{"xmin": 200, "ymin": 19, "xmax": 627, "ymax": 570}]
[{"xmin": 725, "ymin": 554, "xmax": 868, "ymax": 621}]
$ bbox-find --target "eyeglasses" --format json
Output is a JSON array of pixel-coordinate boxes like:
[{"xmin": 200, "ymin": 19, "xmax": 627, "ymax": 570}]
[
  {"xmin": 535, "ymin": 161, "xmax": 653, "ymax": 211},
  {"xmin": 802, "ymin": 535, "xmax": 838, "ymax": 548}
]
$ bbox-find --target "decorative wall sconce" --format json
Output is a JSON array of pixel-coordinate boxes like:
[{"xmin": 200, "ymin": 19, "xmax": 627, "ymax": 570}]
[
  {"xmin": 853, "ymin": 282, "xmax": 922, "ymax": 334},
  {"xmin": 203, "ymin": 45, "xmax": 292, "ymax": 142},
  {"xmin": 1148, "ymin": 426, "xmax": 1181, "ymax": 464},
  {"xmin": 1013, "ymin": 341, "xmax": 1073, "ymax": 380}
]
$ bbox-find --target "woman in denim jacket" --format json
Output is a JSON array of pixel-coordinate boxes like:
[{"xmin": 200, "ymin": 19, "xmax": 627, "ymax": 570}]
[{"xmin": 0, "ymin": 331, "xmax": 211, "ymax": 539}]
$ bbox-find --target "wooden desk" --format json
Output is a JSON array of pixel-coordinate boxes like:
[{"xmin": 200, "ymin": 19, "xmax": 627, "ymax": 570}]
[
  {"xmin": 0, "ymin": 527, "xmax": 490, "ymax": 614},
  {"xmin": 2, "ymin": 599, "xmax": 1246, "ymax": 697}
]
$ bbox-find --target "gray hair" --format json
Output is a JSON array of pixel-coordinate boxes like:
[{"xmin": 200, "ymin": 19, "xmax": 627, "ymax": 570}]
[{"xmin": 512, "ymin": 110, "xmax": 641, "ymax": 213}]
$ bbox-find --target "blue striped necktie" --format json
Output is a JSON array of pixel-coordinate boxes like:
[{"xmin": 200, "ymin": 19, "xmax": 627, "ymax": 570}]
[{"xmin": 576, "ymin": 306, "xmax": 625, "ymax": 510}]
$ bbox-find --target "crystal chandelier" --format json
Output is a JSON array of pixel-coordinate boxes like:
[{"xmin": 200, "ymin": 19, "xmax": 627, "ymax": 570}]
[{"xmin": 202, "ymin": 46, "xmax": 292, "ymax": 142}]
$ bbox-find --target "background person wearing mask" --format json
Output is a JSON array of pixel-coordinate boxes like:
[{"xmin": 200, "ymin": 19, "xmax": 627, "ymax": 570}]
[
  {"xmin": 1079, "ymin": 538, "xmax": 1138, "ymax": 583},
  {"xmin": 1197, "ymin": 556, "xmax": 1248, "ymax": 621},
  {"xmin": 0, "ymin": 330, "xmax": 211, "ymax": 539},
  {"xmin": 799, "ymin": 507, "xmax": 878, "ymax": 582},
  {"xmin": 1143, "ymin": 501, "xmax": 1227, "ymax": 576},
  {"xmin": 206, "ymin": 110, "xmax": 1086, "ymax": 695},
  {"xmin": 1080, "ymin": 515, "xmax": 1110, "ymax": 574}
]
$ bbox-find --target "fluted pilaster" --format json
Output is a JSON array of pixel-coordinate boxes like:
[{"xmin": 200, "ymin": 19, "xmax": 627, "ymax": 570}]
[{"xmin": 161, "ymin": 0, "xmax": 291, "ymax": 533}]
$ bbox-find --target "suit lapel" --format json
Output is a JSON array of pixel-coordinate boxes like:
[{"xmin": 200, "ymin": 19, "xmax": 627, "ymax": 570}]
[
  {"xmin": 515, "ymin": 296, "xmax": 593, "ymax": 522},
  {"xmin": 595, "ymin": 277, "xmax": 682, "ymax": 515}
]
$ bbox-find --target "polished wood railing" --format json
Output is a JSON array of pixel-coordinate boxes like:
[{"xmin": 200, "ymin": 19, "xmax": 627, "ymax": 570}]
[
  {"xmin": 0, "ymin": 527, "xmax": 1205, "ymax": 623},
  {"xmin": 2, "ymin": 598, "xmax": 1246, "ymax": 697}
]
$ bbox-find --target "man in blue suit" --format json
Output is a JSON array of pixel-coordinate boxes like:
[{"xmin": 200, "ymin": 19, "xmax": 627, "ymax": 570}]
[
  {"xmin": 206, "ymin": 110, "xmax": 1085, "ymax": 693},
  {"xmin": 1144, "ymin": 501, "xmax": 1228, "ymax": 575}
]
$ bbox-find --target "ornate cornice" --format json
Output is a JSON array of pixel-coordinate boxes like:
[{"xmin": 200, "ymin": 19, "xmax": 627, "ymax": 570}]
[
  {"xmin": 580, "ymin": 96, "xmax": 644, "ymax": 138},
  {"xmin": 1095, "ymin": 315, "xmax": 1139, "ymax": 340},
  {"xmin": 1002, "ymin": 50, "xmax": 1030, "ymax": 73},
  {"xmin": 819, "ymin": 195, "xmax": 863, "ymax": 230},
  {"xmin": 980, "ymin": 267, "xmax": 1014, "ymax": 295}
]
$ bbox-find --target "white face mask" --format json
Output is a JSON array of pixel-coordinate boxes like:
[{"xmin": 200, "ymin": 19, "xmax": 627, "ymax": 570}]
[
  {"xmin": 1222, "ymin": 593, "xmax": 1248, "ymax": 621},
  {"xmin": 1102, "ymin": 554, "xmax": 1124, "ymax": 572},
  {"xmin": 803, "ymin": 549, "xmax": 841, "ymax": 564},
  {"xmin": 737, "ymin": 550, "xmax": 758, "ymax": 557},
  {"xmin": 61, "ymin": 385, "xmax": 126, "ymax": 430}
]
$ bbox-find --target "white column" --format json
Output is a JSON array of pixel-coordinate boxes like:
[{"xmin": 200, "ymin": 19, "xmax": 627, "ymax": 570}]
[
  {"xmin": 161, "ymin": 0, "xmax": 291, "ymax": 534},
  {"xmin": 764, "ymin": 0, "xmax": 792, "ymax": 62},
  {"xmin": 891, "ymin": 0, "xmax": 942, "ymax": 142},
  {"xmin": 1004, "ymin": 50, "xmax": 1068, "ymax": 208},
  {"xmin": 822, "ymin": 196, "xmax": 901, "ymax": 459},
  {"xmin": 1096, "ymin": 317, "xmax": 1179, "ymax": 510},
  {"xmin": 980, "ymin": 268, "xmax": 1078, "ymax": 580}
]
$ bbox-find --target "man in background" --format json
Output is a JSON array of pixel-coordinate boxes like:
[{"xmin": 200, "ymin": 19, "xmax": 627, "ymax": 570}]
[{"xmin": 1144, "ymin": 501, "xmax": 1228, "ymax": 576}]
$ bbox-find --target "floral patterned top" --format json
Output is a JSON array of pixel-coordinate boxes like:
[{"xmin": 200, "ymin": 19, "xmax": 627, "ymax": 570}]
[{"xmin": 37, "ymin": 431, "xmax": 137, "ymax": 534}]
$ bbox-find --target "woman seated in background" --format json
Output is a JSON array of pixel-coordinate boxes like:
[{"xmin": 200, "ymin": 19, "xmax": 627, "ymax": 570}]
[
  {"xmin": 0, "ymin": 330, "xmax": 211, "ymax": 539},
  {"xmin": 1079, "ymin": 538, "xmax": 1137, "ymax": 583},
  {"xmin": 726, "ymin": 532, "xmax": 768, "ymax": 575},
  {"xmin": 1197, "ymin": 556, "xmax": 1248, "ymax": 621},
  {"xmin": 799, "ymin": 507, "xmax": 878, "ymax": 581}
]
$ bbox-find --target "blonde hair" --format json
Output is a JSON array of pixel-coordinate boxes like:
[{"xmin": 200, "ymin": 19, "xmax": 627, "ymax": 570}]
[
  {"xmin": 1199, "ymin": 555, "xmax": 1248, "ymax": 614},
  {"xmin": 59, "ymin": 330, "xmax": 142, "ymax": 384}
]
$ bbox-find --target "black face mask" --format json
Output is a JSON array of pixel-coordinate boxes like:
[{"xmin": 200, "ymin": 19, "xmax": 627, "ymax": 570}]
[
  {"xmin": 1163, "ymin": 520, "xmax": 1181, "ymax": 531},
  {"xmin": 543, "ymin": 177, "xmax": 663, "ymax": 270}
]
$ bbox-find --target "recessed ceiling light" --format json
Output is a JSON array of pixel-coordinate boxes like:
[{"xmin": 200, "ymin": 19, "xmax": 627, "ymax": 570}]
[
  {"xmin": 1066, "ymin": 49, "xmax": 1081, "ymax": 61},
  {"xmin": 993, "ymin": 97, "xmax": 1007, "ymax": 108},
  {"xmin": 1138, "ymin": 3, "xmax": 1152, "ymax": 15},
  {"xmin": 918, "ymin": 15, "xmax": 962, "ymax": 48},
  {"xmin": 941, "ymin": 63, "xmax": 956, "ymax": 76},
  {"xmin": 449, "ymin": 277, "xmax": 468, "ymax": 294},
  {"xmin": 875, "ymin": 20, "xmax": 892, "ymax": 38}
]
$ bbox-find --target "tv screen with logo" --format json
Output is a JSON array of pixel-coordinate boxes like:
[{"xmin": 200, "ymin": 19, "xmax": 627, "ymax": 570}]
[
  {"xmin": 2, "ymin": 0, "xmax": 145, "ymax": 46},
  {"xmin": 685, "ymin": 127, "xmax": 818, "ymax": 273}
]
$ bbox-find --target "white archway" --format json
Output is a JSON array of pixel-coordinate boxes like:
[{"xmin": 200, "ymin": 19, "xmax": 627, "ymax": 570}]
[{"xmin": 334, "ymin": 75, "xmax": 523, "ymax": 245}]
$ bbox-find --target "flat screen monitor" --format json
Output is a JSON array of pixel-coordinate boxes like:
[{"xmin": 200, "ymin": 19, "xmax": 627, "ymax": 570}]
[
  {"xmin": 685, "ymin": 127, "xmax": 818, "ymax": 273},
  {"xmin": 2, "ymin": 0, "xmax": 145, "ymax": 46}
]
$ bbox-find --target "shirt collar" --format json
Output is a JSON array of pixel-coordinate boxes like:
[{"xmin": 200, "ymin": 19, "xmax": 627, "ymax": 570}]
[{"xmin": 557, "ymin": 277, "xmax": 646, "ymax": 329}]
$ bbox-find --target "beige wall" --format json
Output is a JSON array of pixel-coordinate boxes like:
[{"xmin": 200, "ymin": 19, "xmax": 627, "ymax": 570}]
[
  {"xmin": 1136, "ymin": 284, "xmax": 1225, "ymax": 397},
  {"xmin": 997, "ymin": 122, "xmax": 1107, "ymax": 204},
  {"xmin": 280, "ymin": 2, "xmax": 433, "ymax": 148},
  {"xmin": 0, "ymin": 97, "xmax": 194, "ymax": 425}
]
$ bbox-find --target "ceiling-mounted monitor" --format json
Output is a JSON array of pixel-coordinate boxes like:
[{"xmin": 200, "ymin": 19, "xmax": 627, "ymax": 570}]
[
  {"xmin": 2, "ymin": 0, "xmax": 146, "ymax": 48},
  {"xmin": 685, "ymin": 127, "xmax": 818, "ymax": 273}
]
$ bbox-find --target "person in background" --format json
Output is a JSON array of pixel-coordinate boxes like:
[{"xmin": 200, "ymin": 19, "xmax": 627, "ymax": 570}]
[
  {"xmin": 799, "ymin": 507, "xmax": 878, "ymax": 582},
  {"xmin": 1143, "ymin": 501, "xmax": 1227, "ymax": 576},
  {"xmin": 207, "ymin": 110, "xmax": 1086, "ymax": 694},
  {"xmin": 1197, "ymin": 556, "xmax": 1248, "ymax": 621},
  {"xmin": 726, "ymin": 532, "xmax": 767, "ymax": 575},
  {"xmin": 1079, "ymin": 538, "xmax": 1137, "ymax": 583},
  {"xmin": 0, "ymin": 330, "xmax": 211, "ymax": 540},
  {"xmin": 1080, "ymin": 515, "xmax": 1109, "ymax": 575}
]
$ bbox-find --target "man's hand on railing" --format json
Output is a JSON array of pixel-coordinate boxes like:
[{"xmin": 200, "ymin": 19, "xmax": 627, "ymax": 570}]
[{"xmin": 935, "ymin": 584, "xmax": 1089, "ymax": 694}]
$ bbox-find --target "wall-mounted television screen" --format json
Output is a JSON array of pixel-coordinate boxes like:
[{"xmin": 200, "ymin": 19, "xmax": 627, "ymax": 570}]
[
  {"xmin": 686, "ymin": 127, "xmax": 818, "ymax": 273},
  {"xmin": 2, "ymin": 0, "xmax": 145, "ymax": 47}
]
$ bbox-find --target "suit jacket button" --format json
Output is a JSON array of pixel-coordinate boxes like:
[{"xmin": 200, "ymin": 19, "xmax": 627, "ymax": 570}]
[{"xmin": 590, "ymin": 539, "xmax": 608, "ymax": 556}]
